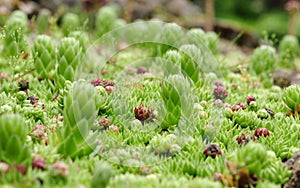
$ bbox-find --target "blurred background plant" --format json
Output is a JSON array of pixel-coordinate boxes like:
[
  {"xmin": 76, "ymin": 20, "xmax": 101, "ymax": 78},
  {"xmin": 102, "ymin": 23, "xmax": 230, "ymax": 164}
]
[{"xmin": 0, "ymin": 0, "xmax": 299, "ymax": 39}]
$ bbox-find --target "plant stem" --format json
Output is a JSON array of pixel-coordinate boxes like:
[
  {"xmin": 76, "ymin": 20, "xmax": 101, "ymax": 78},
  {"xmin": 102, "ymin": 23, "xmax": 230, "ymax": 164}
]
[{"xmin": 13, "ymin": 68, "xmax": 35, "ymax": 81}]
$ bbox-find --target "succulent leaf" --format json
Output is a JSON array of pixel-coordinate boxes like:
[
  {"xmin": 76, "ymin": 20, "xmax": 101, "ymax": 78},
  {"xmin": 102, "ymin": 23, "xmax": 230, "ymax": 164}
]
[
  {"xmin": 56, "ymin": 82, "xmax": 97, "ymax": 159},
  {"xmin": 283, "ymin": 85, "xmax": 300, "ymax": 117},
  {"xmin": 33, "ymin": 35, "xmax": 57, "ymax": 79},
  {"xmin": 0, "ymin": 113, "xmax": 31, "ymax": 165},
  {"xmin": 55, "ymin": 37, "xmax": 82, "ymax": 88},
  {"xmin": 160, "ymin": 74, "xmax": 193, "ymax": 129}
]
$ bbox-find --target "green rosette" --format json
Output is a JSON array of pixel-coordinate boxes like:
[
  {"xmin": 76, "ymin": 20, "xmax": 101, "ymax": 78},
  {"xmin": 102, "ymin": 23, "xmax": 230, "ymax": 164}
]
[
  {"xmin": 233, "ymin": 110, "xmax": 257, "ymax": 129},
  {"xmin": 0, "ymin": 113, "xmax": 31, "ymax": 165},
  {"xmin": 252, "ymin": 45, "xmax": 276, "ymax": 75},
  {"xmin": 69, "ymin": 31, "xmax": 90, "ymax": 53},
  {"xmin": 160, "ymin": 74, "xmax": 193, "ymax": 130},
  {"xmin": 162, "ymin": 50, "xmax": 182, "ymax": 76},
  {"xmin": 156, "ymin": 23, "xmax": 184, "ymax": 56},
  {"xmin": 236, "ymin": 142, "xmax": 271, "ymax": 177},
  {"xmin": 33, "ymin": 34, "xmax": 57, "ymax": 79},
  {"xmin": 55, "ymin": 37, "xmax": 82, "ymax": 88},
  {"xmin": 95, "ymin": 5, "xmax": 118, "ymax": 38},
  {"xmin": 56, "ymin": 82, "xmax": 97, "ymax": 159},
  {"xmin": 36, "ymin": 9, "xmax": 51, "ymax": 34},
  {"xmin": 179, "ymin": 44, "xmax": 202, "ymax": 85},
  {"xmin": 61, "ymin": 13, "xmax": 80, "ymax": 36},
  {"xmin": 283, "ymin": 85, "xmax": 300, "ymax": 114}
]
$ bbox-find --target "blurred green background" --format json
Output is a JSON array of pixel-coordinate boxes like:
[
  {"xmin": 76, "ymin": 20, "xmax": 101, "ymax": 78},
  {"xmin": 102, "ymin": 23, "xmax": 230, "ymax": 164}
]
[{"xmin": 211, "ymin": 0, "xmax": 295, "ymax": 38}]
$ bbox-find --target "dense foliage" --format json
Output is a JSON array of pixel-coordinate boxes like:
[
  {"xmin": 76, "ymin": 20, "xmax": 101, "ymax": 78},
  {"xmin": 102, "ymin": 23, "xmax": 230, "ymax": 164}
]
[{"xmin": 0, "ymin": 4, "xmax": 300, "ymax": 188}]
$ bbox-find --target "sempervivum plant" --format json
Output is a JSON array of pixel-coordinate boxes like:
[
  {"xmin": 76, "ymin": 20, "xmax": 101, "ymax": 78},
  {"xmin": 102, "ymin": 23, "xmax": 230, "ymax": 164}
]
[
  {"xmin": 156, "ymin": 23, "xmax": 184, "ymax": 55},
  {"xmin": 179, "ymin": 44, "xmax": 202, "ymax": 85},
  {"xmin": 148, "ymin": 134, "xmax": 181, "ymax": 157},
  {"xmin": 203, "ymin": 143, "xmax": 222, "ymax": 159},
  {"xmin": 32, "ymin": 35, "xmax": 57, "ymax": 79},
  {"xmin": 246, "ymin": 95, "xmax": 256, "ymax": 105},
  {"xmin": 160, "ymin": 74, "xmax": 193, "ymax": 130},
  {"xmin": 278, "ymin": 35, "xmax": 299, "ymax": 68},
  {"xmin": 236, "ymin": 133, "xmax": 250, "ymax": 145},
  {"xmin": 213, "ymin": 86, "xmax": 228, "ymax": 100},
  {"xmin": 134, "ymin": 104, "xmax": 154, "ymax": 124},
  {"xmin": 56, "ymin": 82, "xmax": 98, "ymax": 159},
  {"xmin": 69, "ymin": 31, "xmax": 90, "ymax": 53},
  {"xmin": 0, "ymin": 113, "xmax": 31, "ymax": 165},
  {"xmin": 91, "ymin": 162, "xmax": 114, "ymax": 188},
  {"xmin": 55, "ymin": 37, "xmax": 82, "ymax": 88},
  {"xmin": 186, "ymin": 28, "xmax": 219, "ymax": 55},
  {"xmin": 36, "ymin": 9, "xmax": 51, "ymax": 34},
  {"xmin": 95, "ymin": 5, "xmax": 125, "ymax": 38},
  {"xmin": 233, "ymin": 110, "xmax": 257, "ymax": 129},
  {"xmin": 2, "ymin": 10, "xmax": 29, "ymax": 58},
  {"xmin": 235, "ymin": 142, "xmax": 272, "ymax": 177},
  {"xmin": 253, "ymin": 128, "xmax": 270, "ymax": 138},
  {"xmin": 283, "ymin": 85, "xmax": 300, "ymax": 116},
  {"xmin": 251, "ymin": 45, "xmax": 276, "ymax": 75},
  {"xmin": 61, "ymin": 13, "xmax": 80, "ymax": 36},
  {"xmin": 162, "ymin": 50, "xmax": 182, "ymax": 76}
]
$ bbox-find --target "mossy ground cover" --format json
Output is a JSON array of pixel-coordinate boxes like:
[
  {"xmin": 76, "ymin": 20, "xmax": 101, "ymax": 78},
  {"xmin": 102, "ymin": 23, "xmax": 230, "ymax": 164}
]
[{"xmin": 0, "ymin": 4, "xmax": 300, "ymax": 188}]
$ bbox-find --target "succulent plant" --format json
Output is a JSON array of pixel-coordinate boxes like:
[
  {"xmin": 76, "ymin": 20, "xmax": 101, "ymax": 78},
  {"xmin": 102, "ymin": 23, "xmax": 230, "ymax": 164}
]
[
  {"xmin": 236, "ymin": 142, "xmax": 271, "ymax": 177},
  {"xmin": 2, "ymin": 10, "xmax": 29, "ymax": 58},
  {"xmin": 95, "ymin": 5, "xmax": 122, "ymax": 38},
  {"xmin": 61, "ymin": 13, "xmax": 80, "ymax": 36},
  {"xmin": 30, "ymin": 124, "xmax": 47, "ymax": 144},
  {"xmin": 69, "ymin": 30, "xmax": 90, "ymax": 53},
  {"xmin": 265, "ymin": 108, "xmax": 275, "ymax": 117},
  {"xmin": 187, "ymin": 28, "xmax": 219, "ymax": 54},
  {"xmin": 203, "ymin": 143, "xmax": 222, "ymax": 159},
  {"xmin": 56, "ymin": 82, "xmax": 98, "ymax": 159},
  {"xmin": 257, "ymin": 109, "xmax": 270, "ymax": 119},
  {"xmin": 50, "ymin": 161, "xmax": 69, "ymax": 182},
  {"xmin": 283, "ymin": 85, "xmax": 300, "ymax": 116},
  {"xmin": 261, "ymin": 161, "xmax": 291, "ymax": 185},
  {"xmin": 236, "ymin": 133, "xmax": 250, "ymax": 145},
  {"xmin": 252, "ymin": 45, "xmax": 276, "ymax": 75},
  {"xmin": 187, "ymin": 28, "xmax": 207, "ymax": 45},
  {"xmin": 14, "ymin": 164, "xmax": 27, "ymax": 175},
  {"xmin": 179, "ymin": 44, "xmax": 202, "ymax": 84},
  {"xmin": 15, "ymin": 91, "xmax": 27, "ymax": 102},
  {"xmin": 278, "ymin": 35, "xmax": 299, "ymax": 68},
  {"xmin": 134, "ymin": 104, "xmax": 154, "ymax": 123},
  {"xmin": 161, "ymin": 50, "xmax": 182, "ymax": 77},
  {"xmin": 36, "ymin": 9, "xmax": 51, "ymax": 34},
  {"xmin": 206, "ymin": 32, "xmax": 219, "ymax": 55},
  {"xmin": 148, "ymin": 134, "xmax": 181, "ymax": 157},
  {"xmin": 213, "ymin": 86, "xmax": 228, "ymax": 100},
  {"xmin": 254, "ymin": 128, "xmax": 270, "ymax": 138},
  {"xmin": 246, "ymin": 95, "xmax": 256, "ymax": 105},
  {"xmin": 108, "ymin": 125, "xmax": 119, "ymax": 133},
  {"xmin": 32, "ymin": 156, "xmax": 46, "ymax": 171},
  {"xmin": 233, "ymin": 110, "xmax": 257, "ymax": 129},
  {"xmin": 55, "ymin": 37, "xmax": 82, "ymax": 88},
  {"xmin": 160, "ymin": 74, "xmax": 193, "ymax": 129},
  {"xmin": 32, "ymin": 35, "xmax": 57, "ymax": 79},
  {"xmin": 0, "ymin": 113, "xmax": 31, "ymax": 165},
  {"xmin": 91, "ymin": 162, "xmax": 114, "ymax": 188},
  {"xmin": 156, "ymin": 23, "xmax": 184, "ymax": 54},
  {"xmin": 99, "ymin": 117, "xmax": 110, "ymax": 127},
  {"xmin": 91, "ymin": 78, "xmax": 114, "ymax": 87},
  {"xmin": 231, "ymin": 102, "xmax": 247, "ymax": 112}
]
